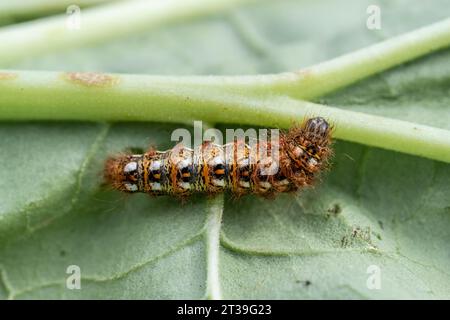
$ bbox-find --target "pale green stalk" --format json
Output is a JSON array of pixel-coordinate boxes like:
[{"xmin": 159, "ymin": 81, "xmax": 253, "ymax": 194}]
[
  {"xmin": 1, "ymin": 17, "xmax": 450, "ymax": 163},
  {"xmin": 0, "ymin": 0, "xmax": 256, "ymax": 66},
  {"xmin": 0, "ymin": 0, "xmax": 116, "ymax": 20},
  {"xmin": 3, "ymin": 14, "xmax": 448, "ymax": 97},
  {"xmin": 0, "ymin": 70, "xmax": 449, "ymax": 163}
]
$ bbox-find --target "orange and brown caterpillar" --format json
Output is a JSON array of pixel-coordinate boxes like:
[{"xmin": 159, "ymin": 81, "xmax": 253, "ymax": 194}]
[{"xmin": 104, "ymin": 117, "xmax": 333, "ymax": 198}]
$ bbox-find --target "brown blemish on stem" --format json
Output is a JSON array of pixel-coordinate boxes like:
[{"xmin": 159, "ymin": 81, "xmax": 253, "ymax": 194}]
[
  {"xmin": 62, "ymin": 72, "xmax": 120, "ymax": 88},
  {"xmin": 0, "ymin": 72, "xmax": 18, "ymax": 80}
]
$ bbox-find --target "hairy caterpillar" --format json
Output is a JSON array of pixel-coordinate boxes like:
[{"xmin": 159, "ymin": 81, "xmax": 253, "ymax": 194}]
[{"xmin": 104, "ymin": 117, "xmax": 333, "ymax": 198}]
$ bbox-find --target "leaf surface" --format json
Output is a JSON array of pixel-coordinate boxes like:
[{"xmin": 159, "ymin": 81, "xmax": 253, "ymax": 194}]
[{"xmin": 0, "ymin": 0, "xmax": 449, "ymax": 299}]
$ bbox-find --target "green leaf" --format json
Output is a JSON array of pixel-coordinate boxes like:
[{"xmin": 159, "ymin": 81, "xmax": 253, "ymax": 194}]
[{"xmin": 0, "ymin": 0, "xmax": 449, "ymax": 299}]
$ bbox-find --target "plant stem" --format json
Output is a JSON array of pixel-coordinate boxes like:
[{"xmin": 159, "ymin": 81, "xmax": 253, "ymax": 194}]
[
  {"xmin": 1, "ymin": 16, "xmax": 449, "ymax": 163},
  {"xmin": 1, "ymin": 7, "xmax": 449, "ymax": 97},
  {"xmin": 0, "ymin": 0, "xmax": 256, "ymax": 67},
  {"xmin": 0, "ymin": 0, "xmax": 115, "ymax": 20},
  {"xmin": 140, "ymin": 17, "xmax": 450, "ymax": 101},
  {"xmin": 140, "ymin": 16, "xmax": 450, "ymax": 99},
  {"xmin": 268, "ymin": 17, "xmax": 450, "ymax": 99},
  {"xmin": 0, "ymin": 70, "xmax": 449, "ymax": 163}
]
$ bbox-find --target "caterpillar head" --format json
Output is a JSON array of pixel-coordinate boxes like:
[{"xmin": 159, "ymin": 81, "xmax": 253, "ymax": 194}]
[{"xmin": 285, "ymin": 117, "xmax": 333, "ymax": 173}]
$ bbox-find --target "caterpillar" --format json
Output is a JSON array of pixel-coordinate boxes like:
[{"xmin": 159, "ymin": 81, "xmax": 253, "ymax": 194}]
[{"xmin": 104, "ymin": 117, "xmax": 333, "ymax": 198}]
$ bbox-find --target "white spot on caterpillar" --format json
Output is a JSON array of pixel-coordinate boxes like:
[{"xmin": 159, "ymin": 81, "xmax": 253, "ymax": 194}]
[
  {"xmin": 240, "ymin": 180, "xmax": 250, "ymax": 188},
  {"xmin": 293, "ymin": 146, "xmax": 304, "ymax": 157},
  {"xmin": 124, "ymin": 183, "xmax": 138, "ymax": 191},
  {"xmin": 213, "ymin": 179, "xmax": 225, "ymax": 187},
  {"xmin": 151, "ymin": 182, "xmax": 161, "ymax": 191},
  {"xmin": 259, "ymin": 181, "xmax": 271, "ymax": 189},
  {"xmin": 124, "ymin": 161, "xmax": 137, "ymax": 173},
  {"xmin": 179, "ymin": 182, "xmax": 191, "ymax": 190},
  {"xmin": 308, "ymin": 158, "xmax": 318, "ymax": 166},
  {"xmin": 277, "ymin": 179, "xmax": 289, "ymax": 185},
  {"xmin": 239, "ymin": 158, "xmax": 249, "ymax": 167},
  {"xmin": 210, "ymin": 156, "xmax": 224, "ymax": 166},
  {"xmin": 177, "ymin": 158, "xmax": 192, "ymax": 169},
  {"xmin": 150, "ymin": 160, "xmax": 161, "ymax": 171}
]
